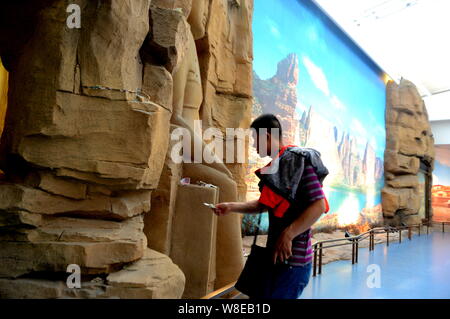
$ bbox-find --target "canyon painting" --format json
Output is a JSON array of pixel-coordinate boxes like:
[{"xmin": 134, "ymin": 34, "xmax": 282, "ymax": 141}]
[
  {"xmin": 432, "ymin": 145, "xmax": 450, "ymax": 222},
  {"xmin": 244, "ymin": 0, "xmax": 387, "ymax": 233}
]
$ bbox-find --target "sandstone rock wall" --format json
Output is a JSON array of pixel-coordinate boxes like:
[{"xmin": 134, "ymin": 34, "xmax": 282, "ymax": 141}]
[
  {"xmin": 382, "ymin": 79, "xmax": 435, "ymax": 225},
  {"xmin": 198, "ymin": 0, "xmax": 254, "ymax": 200},
  {"xmin": 0, "ymin": 0, "xmax": 253, "ymax": 299},
  {"xmin": 144, "ymin": 0, "xmax": 253, "ymax": 295},
  {"xmin": 0, "ymin": 0, "xmax": 183, "ymax": 299}
]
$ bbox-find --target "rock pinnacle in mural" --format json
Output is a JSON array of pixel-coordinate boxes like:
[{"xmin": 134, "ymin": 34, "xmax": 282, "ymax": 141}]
[{"xmin": 253, "ymin": 53, "xmax": 300, "ymax": 144}]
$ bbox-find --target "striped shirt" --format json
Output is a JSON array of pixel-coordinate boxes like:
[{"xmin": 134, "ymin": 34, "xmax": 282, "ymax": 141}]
[
  {"xmin": 287, "ymin": 164, "xmax": 325, "ymax": 266},
  {"xmin": 258, "ymin": 164, "xmax": 325, "ymax": 266}
]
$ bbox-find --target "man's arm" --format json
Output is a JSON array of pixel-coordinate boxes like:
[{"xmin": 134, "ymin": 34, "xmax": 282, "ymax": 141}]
[
  {"xmin": 273, "ymin": 163, "xmax": 327, "ymax": 264},
  {"xmin": 213, "ymin": 200, "xmax": 266, "ymax": 216},
  {"xmin": 284, "ymin": 198, "xmax": 325, "ymax": 239},
  {"xmin": 273, "ymin": 198, "xmax": 325, "ymax": 264}
]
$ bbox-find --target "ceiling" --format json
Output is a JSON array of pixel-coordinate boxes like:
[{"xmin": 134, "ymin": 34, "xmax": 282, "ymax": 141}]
[{"xmin": 314, "ymin": 0, "xmax": 450, "ymax": 121}]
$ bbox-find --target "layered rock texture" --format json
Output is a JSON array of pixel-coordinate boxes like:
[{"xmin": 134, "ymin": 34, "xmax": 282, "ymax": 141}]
[
  {"xmin": 382, "ymin": 79, "xmax": 435, "ymax": 225},
  {"xmin": 0, "ymin": 0, "xmax": 253, "ymax": 299}
]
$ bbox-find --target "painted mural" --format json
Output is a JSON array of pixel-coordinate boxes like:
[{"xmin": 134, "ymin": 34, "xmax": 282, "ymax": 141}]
[
  {"xmin": 432, "ymin": 145, "xmax": 450, "ymax": 222},
  {"xmin": 243, "ymin": 0, "xmax": 387, "ymax": 234}
]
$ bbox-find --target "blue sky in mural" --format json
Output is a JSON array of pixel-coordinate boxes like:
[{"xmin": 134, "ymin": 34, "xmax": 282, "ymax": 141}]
[
  {"xmin": 434, "ymin": 160, "xmax": 450, "ymax": 186},
  {"xmin": 253, "ymin": 0, "xmax": 386, "ymax": 159}
]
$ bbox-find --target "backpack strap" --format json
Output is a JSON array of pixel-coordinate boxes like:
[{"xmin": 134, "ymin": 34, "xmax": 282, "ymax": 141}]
[{"xmin": 252, "ymin": 212, "xmax": 263, "ymax": 246}]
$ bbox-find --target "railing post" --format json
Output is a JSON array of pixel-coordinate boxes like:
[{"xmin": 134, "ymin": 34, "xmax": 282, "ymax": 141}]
[
  {"xmin": 373, "ymin": 232, "xmax": 376, "ymax": 250},
  {"xmin": 386, "ymin": 230, "xmax": 389, "ymax": 247},
  {"xmin": 427, "ymin": 223, "xmax": 429, "ymax": 235},
  {"xmin": 373, "ymin": 232, "xmax": 375, "ymax": 250},
  {"xmin": 399, "ymin": 228, "xmax": 402, "ymax": 243},
  {"xmin": 318, "ymin": 243, "xmax": 323, "ymax": 275},
  {"xmin": 313, "ymin": 245, "xmax": 317, "ymax": 277},
  {"xmin": 370, "ymin": 232, "xmax": 374, "ymax": 251},
  {"xmin": 418, "ymin": 224, "xmax": 421, "ymax": 236},
  {"xmin": 355, "ymin": 240, "xmax": 359, "ymax": 263},
  {"xmin": 351, "ymin": 240, "xmax": 355, "ymax": 264},
  {"xmin": 408, "ymin": 226, "xmax": 412, "ymax": 240},
  {"xmin": 443, "ymin": 222, "xmax": 445, "ymax": 233}
]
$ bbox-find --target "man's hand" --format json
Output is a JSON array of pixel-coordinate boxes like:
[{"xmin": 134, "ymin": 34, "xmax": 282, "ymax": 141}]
[
  {"xmin": 213, "ymin": 202, "xmax": 234, "ymax": 216},
  {"xmin": 273, "ymin": 230, "xmax": 293, "ymax": 264}
]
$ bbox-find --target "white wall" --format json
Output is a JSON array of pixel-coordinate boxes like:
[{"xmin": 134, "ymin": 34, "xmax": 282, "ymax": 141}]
[
  {"xmin": 431, "ymin": 120, "xmax": 450, "ymax": 145},
  {"xmin": 425, "ymin": 91, "xmax": 450, "ymax": 122}
]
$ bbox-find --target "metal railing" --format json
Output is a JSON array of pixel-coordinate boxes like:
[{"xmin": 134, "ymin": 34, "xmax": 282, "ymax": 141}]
[
  {"xmin": 203, "ymin": 221, "xmax": 450, "ymax": 298},
  {"xmin": 312, "ymin": 221, "xmax": 450, "ymax": 277},
  {"xmin": 200, "ymin": 281, "xmax": 241, "ymax": 299}
]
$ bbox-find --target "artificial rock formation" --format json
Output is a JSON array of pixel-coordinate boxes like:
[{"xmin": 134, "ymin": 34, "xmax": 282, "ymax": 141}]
[
  {"xmin": 382, "ymin": 79, "xmax": 435, "ymax": 225},
  {"xmin": 198, "ymin": 0, "xmax": 254, "ymax": 200},
  {"xmin": 144, "ymin": 0, "xmax": 253, "ymax": 294},
  {"xmin": 0, "ymin": 0, "xmax": 253, "ymax": 299},
  {"xmin": 0, "ymin": 0, "xmax": 183, "ymax": 298}
]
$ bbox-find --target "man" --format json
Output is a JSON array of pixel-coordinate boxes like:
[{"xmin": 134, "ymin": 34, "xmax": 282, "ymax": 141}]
[{"xmin": 213, "ymin": 114, "xmax": 329, "ymax": 299}]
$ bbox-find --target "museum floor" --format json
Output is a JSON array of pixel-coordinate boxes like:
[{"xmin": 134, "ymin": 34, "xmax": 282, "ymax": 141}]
[{"xmin": 300, "ymin": 231, "xmax": 450, "ymax": 299}]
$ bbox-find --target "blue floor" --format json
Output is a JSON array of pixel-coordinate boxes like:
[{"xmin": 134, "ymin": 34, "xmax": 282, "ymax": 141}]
[{"xmin": 301, "ymin": 232, "xmax": 450, "ymax": 299}]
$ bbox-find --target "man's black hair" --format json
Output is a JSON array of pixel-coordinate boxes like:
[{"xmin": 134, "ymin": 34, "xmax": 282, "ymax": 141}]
[{"xmin": 250, "ymin": 113, "xmax": 282, "ymax": 138}]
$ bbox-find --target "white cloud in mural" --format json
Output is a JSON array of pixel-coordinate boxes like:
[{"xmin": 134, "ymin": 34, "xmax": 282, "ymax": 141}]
[
  {"xmin": 266, "ymin": 18, "xmax": 281, "ymax": 38},
  {"xmin": 372, "ymin": 125, "xmax": 386, "ymax": 141},
  {"xmin": 330, "ymin": 95, "xmax": 346, "ymax": 111},
  {"xmin": 351, "ymin": 118, "xmax": 367, "ymax": 137},
  {"xmin": 433, "ymin": 173, "xmax": 440, "ymax": 185},
  {"xmin": 368, "ymin": 112, "xmax": 386, "ymax": 136},
  {"xmin": 373, "ymin": 124, "xmax": 385, "ymax": 137},
  {"xmin": 302, "ymin": 56, "xmax": 330, "ymax": 97},
  {"xmin": 335, "ymin": 117, "xmax": 344, "ymax": 129},
  {"xmin": 435, "ymin": 145, "xmax": 450, "ymax": 167},
  {"xmin": 369, "ymin": 136, "xmax": 377, "ymax": 149},
  {"xmin": 296, "ymin": 100, "xmax": 308, "ymax": 113}
]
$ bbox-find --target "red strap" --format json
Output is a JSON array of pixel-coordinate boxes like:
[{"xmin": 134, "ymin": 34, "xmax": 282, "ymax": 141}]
[
  {"xmin": 258, "ymin": 185, "xmax": 291, "ymax": 218},
  {"xmin": 274, "ymin": 199, "xmax": 290, "ymax": 218},
  {"xmin": 324, "ymin": 196, "xmax": 330, "ymax": 213},
  {"xmin": 258, "ymin": 185, "xmax": 283, "ymax": 208}
]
